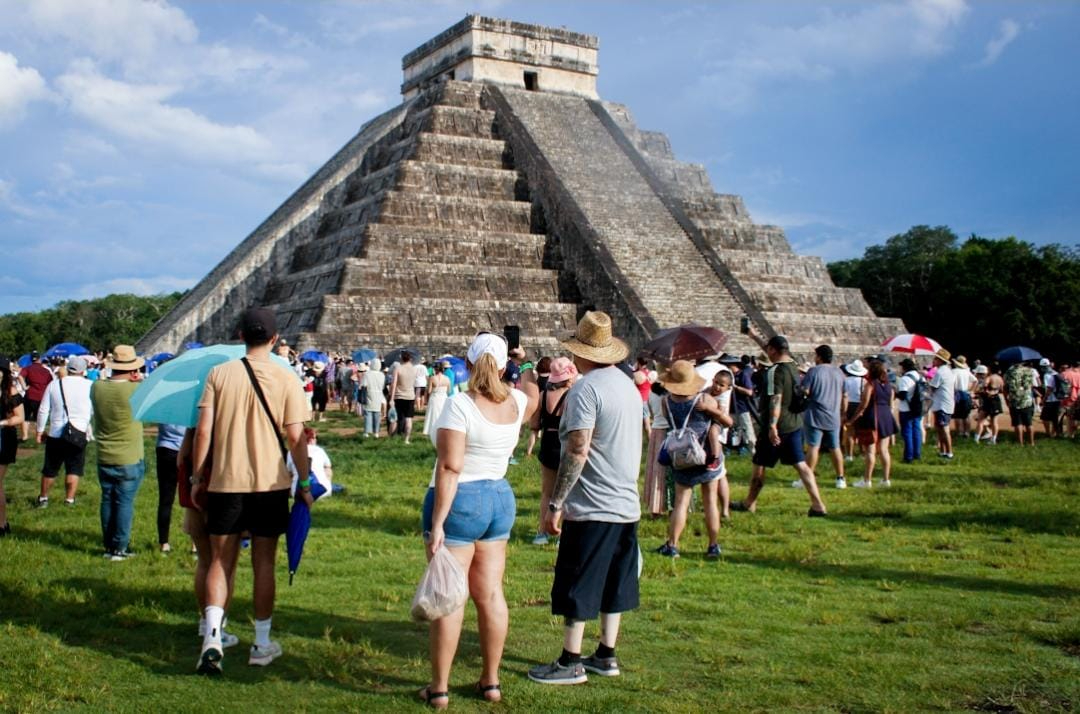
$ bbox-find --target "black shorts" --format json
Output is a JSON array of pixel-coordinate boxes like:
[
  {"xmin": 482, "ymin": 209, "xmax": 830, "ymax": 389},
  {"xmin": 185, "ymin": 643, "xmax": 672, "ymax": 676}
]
[
  {"xmin": 23, "ymin": 398, "xmax": 40, "ymax": 422},
  {"xmin": 1009, "ymin": 405, "xmax": 1034, "ymax": 428},
  {"xmin": 0, "ymin": 427, "xmax": 17, "ymax": 465},
  {"xmin": 394, "ymin": 398, "xmax": 416, "ymax": 419},
  {"xmin": 42, "ymin": 435, "xmax": 86, "ymax": 477},
  {"xmin": 752, "ymin": 429, "xmax": 805, "ymax": 468},
  {"xmin": 844, "ymin": 403, "xmax": 860, "ymax": 422},
  {"xmin": 980, "ymin": 394, "xmax": 1003, "ymax": 417},
  {"xmin": 551, "ymin": 520, "xmax": 640, "ymax": 621},
  {"xmin": 206, "ymin": 489, "xmax": 290, "ymax": 537},
  {"xmin": 1041, "ymin": 402, "xmax": 1061, "ymax": 423}
]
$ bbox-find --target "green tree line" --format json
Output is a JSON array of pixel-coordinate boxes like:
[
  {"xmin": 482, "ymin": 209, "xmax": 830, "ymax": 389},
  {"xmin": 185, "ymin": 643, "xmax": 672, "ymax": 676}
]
[
  {"xmin": 829, "ymin": 226, "xmax": 1080, "ymax": 361},
  {"xmin": 0, "ymin": 292, "xmax": 183, "ymax": 357}
]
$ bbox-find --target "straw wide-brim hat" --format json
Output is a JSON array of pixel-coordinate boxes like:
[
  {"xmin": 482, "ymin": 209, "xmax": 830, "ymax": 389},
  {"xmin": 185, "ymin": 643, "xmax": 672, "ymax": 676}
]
[
  {"xmin": 953, "ymin": 355, "xmax": 968, "ymax": 367},
  {"xmin": 559, "ymin": 311, "xmax": 628, "ymax": 364},
  {"xmin": 312, "ymin": 361, "xmax": 326, "ymax": 373},
  {"xmin": 659, "ymin": 360, "xmax": 706, "ymax": 396},
  {"xmin": 106, "ymin": 345, "xmax": 144, "ymax": 371},
  {"xmin": 935, "ymin": 348, "xmax": 952, "ymax": 363}
]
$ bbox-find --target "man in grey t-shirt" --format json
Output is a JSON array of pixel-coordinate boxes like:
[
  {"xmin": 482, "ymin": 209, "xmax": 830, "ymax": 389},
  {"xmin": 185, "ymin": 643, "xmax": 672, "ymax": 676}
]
[
  {"xmin": 799, "ymin": 345, "xmax": 847, "ymax": 490},
  {"xmin": 529, "ymin": 311, "xmax": 641, "ymax": 687}
]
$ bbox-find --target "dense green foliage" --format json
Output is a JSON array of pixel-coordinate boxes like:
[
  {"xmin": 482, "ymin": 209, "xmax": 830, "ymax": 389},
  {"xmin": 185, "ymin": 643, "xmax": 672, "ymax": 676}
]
[
  {"xmin": 829, "ymin": 226, "xmax": 1080, "ymax": 360},
  {"xmin": 0, "ymin": 292, "xmax": 183, "ymax": 356},
  {"xmin": 1, "ymin": 409, "xmax": 1077, "ymax": 712}
]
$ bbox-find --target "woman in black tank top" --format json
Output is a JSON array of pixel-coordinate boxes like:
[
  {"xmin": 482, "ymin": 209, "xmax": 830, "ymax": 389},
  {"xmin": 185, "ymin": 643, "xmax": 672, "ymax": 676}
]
[{"xmin": 527, "ymin": 358, "xmax": 577, "ymax": 545}]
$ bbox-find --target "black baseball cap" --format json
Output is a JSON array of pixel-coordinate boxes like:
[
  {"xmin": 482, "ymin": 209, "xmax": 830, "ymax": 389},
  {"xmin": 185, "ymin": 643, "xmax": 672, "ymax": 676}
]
[
  {"xmin": 238, "ymin": 307, "xmax": 278, "ymax": 343},
  {"xmin": 765, "ymin": 335, "xmax": 789, "ymax": 353}
]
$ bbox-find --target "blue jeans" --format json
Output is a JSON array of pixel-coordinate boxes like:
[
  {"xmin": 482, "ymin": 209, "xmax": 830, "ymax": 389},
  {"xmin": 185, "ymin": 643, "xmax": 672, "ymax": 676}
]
[
  {"xmin": 900, "ymin": 412, "xmax": 922, "ymax": 462},
  {"xmin": 98, "ymin": 460, "xmax": 145, "ymax": 553},
  {"xmin": 364, "ymin": 410, "xmax": 380, "ymax": 434}
]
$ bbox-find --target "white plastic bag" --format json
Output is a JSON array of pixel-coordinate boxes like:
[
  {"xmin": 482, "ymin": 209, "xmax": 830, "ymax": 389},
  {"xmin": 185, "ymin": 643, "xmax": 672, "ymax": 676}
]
[{"xmin": 410, "ymin": 546, "xmax": 468, "ymax": 622}]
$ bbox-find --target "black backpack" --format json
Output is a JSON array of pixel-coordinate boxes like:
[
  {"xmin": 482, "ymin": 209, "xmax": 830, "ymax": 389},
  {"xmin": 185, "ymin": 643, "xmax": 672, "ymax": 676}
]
[
  {"xmin": 781, "ymin": 363, "xmax": 810, "ymax": 414},
  {"xmin": 1053, "ymin": 373, "xmax": 1071, "ymax": 401},
  {"xmin": 907, "ymin": 376, "xmax": 925, "ymax": 417}
]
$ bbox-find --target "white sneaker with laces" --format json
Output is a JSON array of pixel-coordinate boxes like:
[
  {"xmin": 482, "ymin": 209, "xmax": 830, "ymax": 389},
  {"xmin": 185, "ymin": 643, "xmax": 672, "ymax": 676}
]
[
  {"xmin": 791, "ymin": 480, "xmax": 805, "ymax": 489},
  {"xmin": 249, "ymin": 641, "xmax": 282, "ymax": 666},
  {"xmin": 852, "ymin": 479, "xmax": 872, "ymax": 488},
  {"xmin": 222, "ymin": 631, "xmax": 240, "ymax": 649},
  {"xmin": 835, "ymin": 477, "xmax": 847, "ymax": 489}
]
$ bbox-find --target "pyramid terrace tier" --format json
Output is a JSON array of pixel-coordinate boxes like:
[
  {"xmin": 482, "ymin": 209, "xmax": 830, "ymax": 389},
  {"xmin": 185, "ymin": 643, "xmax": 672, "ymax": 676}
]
[
  {"xmin": 404, "ymin": 104, "xmax": 501, "ymax": 141},
  {"xmin": 394, "ymin": 160, "xmax": 526, "ymax": 201},
  {"xmin": 378, "ymin": 191, "xmax": 535, "ymax": 233},
  {"xmin": 316, "ymin": 295, "xmax": 578, "ymax": 338},
  {"xmin": 361, "ymin": 224, "xmax": 548, "ymax": 267},
  {"xmin": 338, "ymin": 259, "xmax": 561, "ymax": 301},
  {"xmin": 296, "ymin": 331, "xmax": 567, "ymax": 359}
]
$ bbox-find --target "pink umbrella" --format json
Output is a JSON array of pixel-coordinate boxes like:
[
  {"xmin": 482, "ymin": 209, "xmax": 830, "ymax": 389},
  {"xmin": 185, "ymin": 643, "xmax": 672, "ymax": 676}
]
[{"xmin": 881, "ymin": 334, "xmax": 943, "ymax": 356}]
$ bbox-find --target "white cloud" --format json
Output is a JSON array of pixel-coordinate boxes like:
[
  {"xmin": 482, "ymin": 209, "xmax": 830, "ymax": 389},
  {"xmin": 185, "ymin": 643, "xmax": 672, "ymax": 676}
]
[
  {"xmin": 77, "ymin": 275, "xmax": 196, "ymax": 299},
  {"xmin": 55, "ymin": 60, "xmax": 272, "ymax": 166},
  {"xmin": 0, "ymin": 178, "xmax": 43, "ymax": 218},
  {"xmin": 0, "ymin": 52, "xmax": 50, "ymax": 128},
  {"xmin": 975, "ymin": 19, "xmax": 1021, "ymax": 68},
  {"xmin": 698, "ymin": 0, "xmax": 970, "ymax": 110}
]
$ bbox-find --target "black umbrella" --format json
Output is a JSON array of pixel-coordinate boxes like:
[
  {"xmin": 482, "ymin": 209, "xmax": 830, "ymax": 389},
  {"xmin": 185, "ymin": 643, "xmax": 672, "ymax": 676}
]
[
  {"xmin": 995, "ymin": 345, "xmax": 1042, "ymax": 365},
  {"xmin": 384, "ymin": 347, "xmax": 423, "ymax": 366}
]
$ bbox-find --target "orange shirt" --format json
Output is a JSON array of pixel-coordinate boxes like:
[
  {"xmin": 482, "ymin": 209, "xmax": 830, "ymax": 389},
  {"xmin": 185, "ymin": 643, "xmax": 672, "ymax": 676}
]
[{"xmin": 198, "ymin": 355, "xmax": 308, "ymax": 493}]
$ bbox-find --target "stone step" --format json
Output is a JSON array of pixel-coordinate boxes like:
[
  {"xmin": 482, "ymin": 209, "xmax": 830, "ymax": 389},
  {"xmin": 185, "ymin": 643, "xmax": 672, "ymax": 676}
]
[
  {"xmin": 264, "ymin": 262, "xmax": 344, "ymax": 304},
  {"xmin": 406, "ymin": 104, "xmax": 500, "ymax": 141},
  {"xmin": 764, "ymin": 312, "xmax": 903, "ymax": 343},
  {"xmin": 338, "ymin": 260, "xmax": 560, "ymax": 301},
  {"xmin": 746, "ymin": 286, "xmax": 877, "ymax": 317},
  {"xmin": 318, "ymin": 295, "xmax": 578, "ymax": 337},
  {"xmin": 434, "ymin": 80, "xmax": 486, "ymax": 109},
  {"xmin": 316, "ymin": 192, "xmax": 384, "ymax": 240},
  {"xmin": 395, "ymin": 160, "xmax": 525, "ymax": 201},
  {"xmin": 378, "ymin": 190, "xmax": 534, "ymax": 233},
  {"xmin": 410, "ymin": 133, "xmax": 511, "ymax": 170},
  {"xmin": 362, "ymin": 224, "xmax": 548, "ymax": 266},
  {"xmin": 342, "ymin": 162, "xmax": 400, "ymax": 205},
  {"xmin": 295, "ymin": 331, "xmax": 565, "ymax": 358}
]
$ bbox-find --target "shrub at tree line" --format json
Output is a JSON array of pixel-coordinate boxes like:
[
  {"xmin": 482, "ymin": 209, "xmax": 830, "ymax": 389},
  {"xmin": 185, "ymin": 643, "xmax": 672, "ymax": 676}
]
[
  {"xmin": 829, "ymin": 226, "xmax": 1080, "ymax": 361},
  {"xmin": 0, "ymin": 292, "xmax": 183, "ymax": 356}
]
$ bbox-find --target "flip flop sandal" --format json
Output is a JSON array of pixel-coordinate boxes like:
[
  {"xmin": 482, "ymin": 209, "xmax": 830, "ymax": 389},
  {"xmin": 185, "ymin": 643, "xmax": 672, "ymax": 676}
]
[
  {"xmin": 419, "ymin": 686, "xmax": 449, "ymax": 709},
  {"xmin": 476, "ymin": 681, "xmax": 502, "ymax": 703}
]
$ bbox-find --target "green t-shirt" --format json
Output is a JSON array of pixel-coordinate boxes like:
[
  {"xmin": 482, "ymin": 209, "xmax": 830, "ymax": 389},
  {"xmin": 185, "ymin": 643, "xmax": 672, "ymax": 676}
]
[
  {"xmin": 759, "ymin": 360, "xmax": 802, "ymax": 435},
  {"xmin": 91, "ymin": 380, "xmax": 144, "ymax": 466}
]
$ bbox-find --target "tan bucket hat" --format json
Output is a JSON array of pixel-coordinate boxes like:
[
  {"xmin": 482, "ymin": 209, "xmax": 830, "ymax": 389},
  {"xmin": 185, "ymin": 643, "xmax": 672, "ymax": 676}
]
[
  {"xmin": 560, "ymin": 311, "xmax": 629, "ymax": 365},
  {"xmin": 935, "ymin": 347, "xmax": 952, "ymax": 363},
  {"xmin": 106, "ymin": 345, "xmax": 145, "ymax": 371},
  {"xmin": 659, "ymin": 360, "xmax": 705, "ymax": 396}
]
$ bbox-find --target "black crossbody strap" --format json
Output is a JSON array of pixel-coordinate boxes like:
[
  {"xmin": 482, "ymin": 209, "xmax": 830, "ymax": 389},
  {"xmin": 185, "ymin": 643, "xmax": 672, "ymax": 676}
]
[
  {"xmin": 241, "ymin": 357, "xmax": 288, "ymax": 463},
  {"xmin": 58, "ymin": 378, "xmax": 70, "ymax": 421}
]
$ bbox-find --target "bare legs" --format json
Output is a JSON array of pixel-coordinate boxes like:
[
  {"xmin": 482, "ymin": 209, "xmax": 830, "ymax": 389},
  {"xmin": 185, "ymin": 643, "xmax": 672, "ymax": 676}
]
[
  {"xmin": 667, "ymin": 480, "xmax": 721, "ymax": 550},
  {"xmin": 743, "ymin": 462, "xmax": 826, "ymax": 514},
  {"xmin": 39, "ymin": 473, "xmax": 79, "ymax": 503},
  {"xmin": 537, "ymin": 465, "xmax": 556, "ymax": 535},
  {"xmin": 562, "ymin": 612, "xmax": 621, "ymax": 656},
  {"xmin": 428, "ymin": 540, "xmax": 508, "ymax": 699}
]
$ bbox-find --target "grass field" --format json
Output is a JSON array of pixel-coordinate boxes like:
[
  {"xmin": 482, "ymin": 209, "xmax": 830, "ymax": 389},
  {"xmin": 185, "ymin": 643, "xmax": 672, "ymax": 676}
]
[{"xmin": 1, "ymin": 408, "xmax": 1078, "ymax": 713}]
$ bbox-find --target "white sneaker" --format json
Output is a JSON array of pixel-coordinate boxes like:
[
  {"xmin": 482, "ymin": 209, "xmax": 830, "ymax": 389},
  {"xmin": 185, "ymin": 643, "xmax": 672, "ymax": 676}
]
[
  {"xmin": 835, "ymin": 477, "xmax": 847, "ymax": 489},
  {"xmin": 844, "ymin": 456, "xmax": 854, "ymax": 463},
  {"xmin": 222, "ymin": 631, "xmax": 240, "ymax": 649},
  {"xmin": 881, "ymin": 480, "xmax": 892, "ymax": 488},
  {"xmin": 248, "ymin": 641, "xmax": 282, "ymax": 666},
  {"xmin": 852, "ymin": 479, "xmax": 872, "ymax": 488},
  {"xmin": 791, "ymin": 480, "xmax": 805, "ymax": 489}
]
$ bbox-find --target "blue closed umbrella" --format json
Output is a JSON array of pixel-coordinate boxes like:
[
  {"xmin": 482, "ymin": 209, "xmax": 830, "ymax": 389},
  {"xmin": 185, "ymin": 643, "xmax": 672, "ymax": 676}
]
[
  {"xmin": 45, "ymin": 342, "xmax": 89, "ymax": 358},
  {"xmin": 129, "ymin": 344, "xmax": 295, "ymax": 427},
  {"xmin": 299, "ymin": 350, "xmax": 328, "ymax": 363},
  {"xmin": 286, "ymin": 476, "xmax": 326, "ymax": 585},
  {"xmin": 17, "ymin": 354, "xmax": 32, "ymax": 368},
  {"xmin": 352, "ymin": 348, "xmax": 378, "ymax": 364},
  {"xmin": 995, "ymin": 345, "xmax": 1043, "ymax": 365}
]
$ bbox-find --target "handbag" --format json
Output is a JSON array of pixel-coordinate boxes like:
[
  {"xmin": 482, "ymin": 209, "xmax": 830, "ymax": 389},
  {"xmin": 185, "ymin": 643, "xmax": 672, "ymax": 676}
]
[
  {"xmin": 660, "ymin": 395, "xmax": 706, "ymax": 470},
  {"xmin": 58, "ymin": 379, "xmax": 88, "ymax": 449}
]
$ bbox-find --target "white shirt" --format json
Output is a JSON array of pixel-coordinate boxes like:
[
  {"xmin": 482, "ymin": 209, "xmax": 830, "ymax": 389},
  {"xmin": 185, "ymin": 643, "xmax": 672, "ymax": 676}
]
[
  {"xmin": 288, "ymin": 443, "xmax": 332, "ymax": 499},
  {"xmin": 695, "ymin": 362, "xmax": 723, "ymax": 386},
  {"xmin": 952, "ymin": 367, "xmax": 974, "ymax": 393},
  {"xmin": 428, "ymin": 389, "xmax": 527, "ymax": 487},
  {"xmin": 37, "ymin": 376, "xmax": 94, "ymax": 439},
  {"xmin": 1044, "ymin": 372, "xmax": 1059, "ymax": 403},
  {"xmin": 897, "ymin": 371, "xmax": 921, "ymax": 413},
  {"xmin": 930, "ymin": 364, "xmax": 955, "ymax": 413},
  {"xmin": 414, "ymin": 367, "xmax": 428, "ymax": 389}
]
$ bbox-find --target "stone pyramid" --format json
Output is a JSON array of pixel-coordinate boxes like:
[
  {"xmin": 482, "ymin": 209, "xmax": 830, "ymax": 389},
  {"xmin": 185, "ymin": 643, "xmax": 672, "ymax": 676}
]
[{"xmin": 138, "ymin": 15, "xmax": 904, "ymax": 360}]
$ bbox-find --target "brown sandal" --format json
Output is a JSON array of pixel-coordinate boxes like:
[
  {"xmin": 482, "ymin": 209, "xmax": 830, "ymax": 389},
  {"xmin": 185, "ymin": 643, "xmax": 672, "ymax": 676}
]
[
  {"xmin": 419, "ymin": 686, "xmax": 449, "ymax": 709},
  {"xmin": 476, "ymin": 681, "xmax": 502, "ymax": 703}
]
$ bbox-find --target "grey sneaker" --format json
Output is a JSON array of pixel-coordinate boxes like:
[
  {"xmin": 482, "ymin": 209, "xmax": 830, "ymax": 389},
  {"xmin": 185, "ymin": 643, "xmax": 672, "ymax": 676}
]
[
  {"xmin": 581, "ymin": 654, "xmax": 620, "ymax": 677},
  {"xmin": 531, "ymin": 531, "xmax": 549, "ymax": 545},
  {"xmin": 248, "ymin": 641, "xmax": 282, "ymax": 666},
  {"xmin": 527, "ymin": 659, "xmax": 587, "ymax": 685}
]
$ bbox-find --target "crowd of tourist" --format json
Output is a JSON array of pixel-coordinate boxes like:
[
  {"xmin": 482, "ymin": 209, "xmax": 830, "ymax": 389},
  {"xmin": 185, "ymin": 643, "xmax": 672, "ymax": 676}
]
[{"xmin": 2, "ymin": 310, "xmax": 1078, "ymax": 707}]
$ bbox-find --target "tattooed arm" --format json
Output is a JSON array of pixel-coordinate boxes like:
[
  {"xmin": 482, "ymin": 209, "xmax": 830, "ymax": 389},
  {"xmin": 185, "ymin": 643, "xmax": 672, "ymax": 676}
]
[{"xmin": 543, "ymin": 428, "xmax": 593, "ymax": 535}]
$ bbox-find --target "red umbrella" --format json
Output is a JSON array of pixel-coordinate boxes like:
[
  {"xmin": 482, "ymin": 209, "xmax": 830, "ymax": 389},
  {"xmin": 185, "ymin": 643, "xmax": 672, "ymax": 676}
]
[
  {"xmin": 641, "ymin": 324, "xmax": 728, "ymax": 364},
  {"xmin": 881, "ymin": 334, "xmax": 943, "ymax": 356}
]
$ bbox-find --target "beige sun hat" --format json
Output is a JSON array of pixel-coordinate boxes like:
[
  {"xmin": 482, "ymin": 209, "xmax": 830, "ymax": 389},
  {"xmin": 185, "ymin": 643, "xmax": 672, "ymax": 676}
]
[
  {"xmin": 659, "ymin": 360, "xmax": 706, "ymax": 396},
  {"xmin": 559, "ymin": 311, "xmax": 629, "ymax": 365},
  {"xmin": 106, "ymin": 345, "xmax": 144, "ymax": 371},
  {"xmin": 953, "ymin": 355, "xmax": 968, "ymax": 367},
  {"xmin": 312, "ymin": 361, "xmax": 326, "ymax": 373}
]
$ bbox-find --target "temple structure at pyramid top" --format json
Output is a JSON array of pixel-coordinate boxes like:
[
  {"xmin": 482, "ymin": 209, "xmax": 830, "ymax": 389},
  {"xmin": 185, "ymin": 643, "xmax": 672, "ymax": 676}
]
[
  {"xmin": 138, "ymin": 15, "xmax": 903, "ymax": 360},
  {"xmin": 401, "ymin": 16, "xmax": 600, "ymax": 100}
]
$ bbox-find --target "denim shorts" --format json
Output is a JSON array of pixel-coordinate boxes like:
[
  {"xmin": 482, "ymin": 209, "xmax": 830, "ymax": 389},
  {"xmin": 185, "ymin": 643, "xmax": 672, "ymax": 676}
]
[
  {"xmin": 422, "ymin": 479, "xmax": 516, "ymax": 547},
  {"xmin": 934, "ymin": 410, "xmax": 952, "ymax": 428},
  {"xmin": 804, "ymin": 425, "xmax": 840, "ymax": 450}
]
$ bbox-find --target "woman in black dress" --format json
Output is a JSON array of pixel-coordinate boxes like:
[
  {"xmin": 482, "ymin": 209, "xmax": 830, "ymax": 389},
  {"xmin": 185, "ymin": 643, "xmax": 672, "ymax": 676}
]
[{"xmin": 0, "ymin": 357, "xmax": 26, "ymax": 535}]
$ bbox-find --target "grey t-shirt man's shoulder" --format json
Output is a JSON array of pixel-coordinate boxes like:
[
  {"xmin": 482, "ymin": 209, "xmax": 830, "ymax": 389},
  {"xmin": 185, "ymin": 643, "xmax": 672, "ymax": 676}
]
[
  {"xmin": 802, "ymin": 364, "xmax": 845, "ymax": 431},
  {"xmin": 559, "ymin": 365, "xmax": 642, "ymax": 524}
]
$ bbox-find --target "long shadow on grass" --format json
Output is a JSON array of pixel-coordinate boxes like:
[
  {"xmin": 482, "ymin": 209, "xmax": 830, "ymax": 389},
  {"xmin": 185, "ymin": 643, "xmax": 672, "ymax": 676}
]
[
  {"xmin": 0, "ymin": 577, "xmax": 422, "ymax": 690},
  {"xmin": 830, "ymin": 507, "xmax": 1080, "ymax": 537},
  {"xmin": 725, "ymin": 554, "xmax": 1079, "ymax": 599}
]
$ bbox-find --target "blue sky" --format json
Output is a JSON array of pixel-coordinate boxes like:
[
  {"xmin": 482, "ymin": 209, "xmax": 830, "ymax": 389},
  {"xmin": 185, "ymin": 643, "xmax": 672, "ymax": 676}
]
[{"xmin": 1, "ymin": 0, "xmax": 1077, "ymax": 314}]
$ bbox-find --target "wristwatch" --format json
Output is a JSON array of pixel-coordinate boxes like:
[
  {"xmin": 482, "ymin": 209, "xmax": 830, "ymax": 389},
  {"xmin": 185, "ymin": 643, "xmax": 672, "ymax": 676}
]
[{"xmin": 548, "ymin": 502, "xmax": 560, "ymax": 513}]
